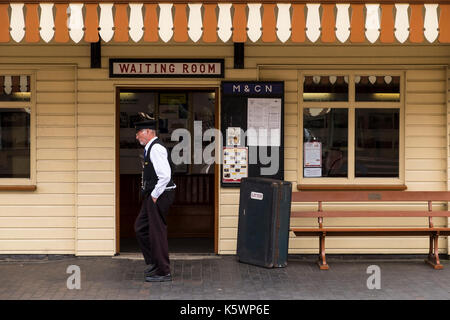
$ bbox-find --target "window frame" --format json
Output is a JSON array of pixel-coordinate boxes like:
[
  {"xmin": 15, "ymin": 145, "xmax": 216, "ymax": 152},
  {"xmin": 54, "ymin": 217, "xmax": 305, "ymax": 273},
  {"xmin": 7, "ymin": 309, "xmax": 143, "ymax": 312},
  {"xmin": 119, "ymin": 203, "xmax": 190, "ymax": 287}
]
[
  {"xmin": 298, "ymin": 70, "xmax": 405, "ymax": 187},
  {"xmin": 0, "ymin": 71, "xmax": 36, "ymax": 189}
]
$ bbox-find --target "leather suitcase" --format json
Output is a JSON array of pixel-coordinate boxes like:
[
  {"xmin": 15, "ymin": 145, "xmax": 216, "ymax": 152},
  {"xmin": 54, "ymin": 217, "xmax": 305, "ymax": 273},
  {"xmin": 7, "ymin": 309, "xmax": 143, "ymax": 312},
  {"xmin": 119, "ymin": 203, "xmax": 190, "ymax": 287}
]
[{"xmin": 237, "ymin": 177, "xmax": 292, "ymax": 268}]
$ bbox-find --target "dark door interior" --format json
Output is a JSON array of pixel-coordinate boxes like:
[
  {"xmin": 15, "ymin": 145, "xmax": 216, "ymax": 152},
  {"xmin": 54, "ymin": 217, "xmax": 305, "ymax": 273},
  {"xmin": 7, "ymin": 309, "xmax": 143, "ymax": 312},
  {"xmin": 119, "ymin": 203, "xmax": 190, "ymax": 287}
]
[{"xmin": 119, "ymin": 89, "xmax": 216, "ymax": 253}]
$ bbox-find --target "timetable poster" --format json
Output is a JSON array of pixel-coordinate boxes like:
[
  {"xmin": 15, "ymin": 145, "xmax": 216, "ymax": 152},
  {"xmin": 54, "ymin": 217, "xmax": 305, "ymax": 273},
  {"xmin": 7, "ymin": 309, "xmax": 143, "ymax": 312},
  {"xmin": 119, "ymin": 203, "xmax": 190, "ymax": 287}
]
[
  {"xmin": 247, "ymin": 98, "xmax": 281, "ymax": 146},
  {"xmin": 222, "ymin": 147, "xmax": 248, "ymax": 183}
]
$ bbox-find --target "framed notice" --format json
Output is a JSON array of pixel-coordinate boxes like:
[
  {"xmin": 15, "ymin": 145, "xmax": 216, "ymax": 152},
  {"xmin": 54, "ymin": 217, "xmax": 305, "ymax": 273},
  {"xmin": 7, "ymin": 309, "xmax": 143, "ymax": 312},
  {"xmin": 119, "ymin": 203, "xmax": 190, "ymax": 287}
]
[
  {"xmin": 220, "ymin": 81, "xmax": 284, "ymax": 187},
  {"xmin": 222, "ymin": 147, "xmax": 248, "ymax": 183}
]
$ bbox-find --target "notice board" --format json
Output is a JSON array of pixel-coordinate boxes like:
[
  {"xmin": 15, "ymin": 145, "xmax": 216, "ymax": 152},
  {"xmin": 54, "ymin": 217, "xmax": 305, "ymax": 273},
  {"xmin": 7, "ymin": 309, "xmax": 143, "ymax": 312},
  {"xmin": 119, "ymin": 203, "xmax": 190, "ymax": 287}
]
[{"xmin": 221, "ymin": 81, "xmax": 284, "ymax": 187}]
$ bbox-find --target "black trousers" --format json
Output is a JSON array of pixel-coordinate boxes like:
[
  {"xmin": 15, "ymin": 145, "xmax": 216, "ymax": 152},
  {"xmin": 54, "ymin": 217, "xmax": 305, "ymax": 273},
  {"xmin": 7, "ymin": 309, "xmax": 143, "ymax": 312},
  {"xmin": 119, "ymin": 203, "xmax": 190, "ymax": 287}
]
[{"xmin": 134, "ymin": 189, "xmax": 175, "ymax": 275}]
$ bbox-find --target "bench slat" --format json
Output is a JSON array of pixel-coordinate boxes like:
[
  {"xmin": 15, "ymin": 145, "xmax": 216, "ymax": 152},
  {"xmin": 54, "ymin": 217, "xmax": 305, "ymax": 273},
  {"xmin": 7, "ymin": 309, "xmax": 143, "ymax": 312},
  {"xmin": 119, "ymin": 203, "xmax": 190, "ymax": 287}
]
[
  {"xmin": 290, "ymin": 211, "xmax": 450, "ymax": 218},
  {"xmin": 292, "ymin": 191, "xmax": 450, "ymax": 202},
  {"xmin": 291, "ymin": 228, "xmax": 450, "ymax": 237}
]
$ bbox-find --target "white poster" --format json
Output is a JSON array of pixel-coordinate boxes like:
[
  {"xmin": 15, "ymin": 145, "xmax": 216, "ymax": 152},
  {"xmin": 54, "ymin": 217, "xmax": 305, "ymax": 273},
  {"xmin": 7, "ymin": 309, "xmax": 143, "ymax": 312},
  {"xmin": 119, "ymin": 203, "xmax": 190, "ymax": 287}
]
[
  {"xmin": 304, "ymin": 142, "xmax": 322, "ymax": 167},
  {"xmin": 226, "ymin": 127, "xmax": 242, "ymax": 146},
  {"xmin": 304, "ymin": 167, "xmax": 322, "ymax": 178},
  {"xmin": 247, "ymin": 98, "xmax": 281, "ymax": 146},
  {"xmin": 304, "ymin": 141, "xmax": 322, "ymax": 177},
  {"xmin": 223, "ymin": 147, "xmax": 248, "ymax": 182}
]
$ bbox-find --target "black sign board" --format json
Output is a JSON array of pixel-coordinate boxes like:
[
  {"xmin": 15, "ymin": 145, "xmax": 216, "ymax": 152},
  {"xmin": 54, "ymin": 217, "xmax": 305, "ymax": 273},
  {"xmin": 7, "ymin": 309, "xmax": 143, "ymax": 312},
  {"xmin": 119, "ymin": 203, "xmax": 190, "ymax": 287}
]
[{"xmin": 221, "ymin": 81, "xmax": 285, "ymax": 187}]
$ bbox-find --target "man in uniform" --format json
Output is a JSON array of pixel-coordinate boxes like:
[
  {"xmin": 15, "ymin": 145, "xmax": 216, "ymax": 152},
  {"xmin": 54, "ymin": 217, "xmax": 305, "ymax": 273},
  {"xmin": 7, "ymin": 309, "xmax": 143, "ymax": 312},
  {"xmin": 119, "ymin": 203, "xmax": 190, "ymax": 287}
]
[{"xmin": 134, "ymin": 119, "xmax": 176, "ymax": 282}]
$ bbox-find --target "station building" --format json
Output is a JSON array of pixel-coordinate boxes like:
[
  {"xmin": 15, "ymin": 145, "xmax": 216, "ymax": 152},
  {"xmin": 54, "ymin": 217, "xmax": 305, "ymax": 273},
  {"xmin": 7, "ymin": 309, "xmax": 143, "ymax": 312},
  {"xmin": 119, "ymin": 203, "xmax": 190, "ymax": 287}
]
[{"xmin": 0, "ymin": 1, "xmax": 449, "ymax": 257}]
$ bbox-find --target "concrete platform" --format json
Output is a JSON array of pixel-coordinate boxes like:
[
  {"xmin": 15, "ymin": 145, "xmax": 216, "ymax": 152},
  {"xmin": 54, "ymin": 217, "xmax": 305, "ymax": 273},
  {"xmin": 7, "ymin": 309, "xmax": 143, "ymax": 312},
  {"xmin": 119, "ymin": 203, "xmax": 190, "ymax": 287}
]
[{"xmin": 0, "ymin": 255, "xmax": 448, "ymax": 300}]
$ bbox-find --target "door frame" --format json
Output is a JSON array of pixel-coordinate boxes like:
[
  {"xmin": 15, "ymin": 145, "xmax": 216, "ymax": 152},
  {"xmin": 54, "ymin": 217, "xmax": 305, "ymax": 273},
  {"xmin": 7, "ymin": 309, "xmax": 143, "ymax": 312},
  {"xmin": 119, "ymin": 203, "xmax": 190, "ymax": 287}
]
[{"xmin": 115, "ymin": 86, "xmax": 220, "ymax": 254}]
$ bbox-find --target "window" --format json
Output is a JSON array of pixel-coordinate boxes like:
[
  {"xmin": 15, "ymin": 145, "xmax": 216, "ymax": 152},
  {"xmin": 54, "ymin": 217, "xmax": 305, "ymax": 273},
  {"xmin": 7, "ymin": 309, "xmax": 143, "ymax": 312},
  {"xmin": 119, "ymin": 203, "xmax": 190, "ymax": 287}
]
[
  {"xmin": 303, "ymin": 108, "xmax": 348, "ymax": 177},
  {"xmin": 303, "ymin": 75, "xmax": 348, "ymax": 102},
  {"xmin": 300, "ymin": 72, "xmax": 403, "ymax": 185},
  {"xmin": 0, "ymin": 74, "xmax": 35, "ymax": 187},
  {"xmin": 355, "ymin": 76, "xmax": 400, "ymax": 102},
  {"xmin": 355, "ymin": 108, "xmax": 399, "ymax": 177}
]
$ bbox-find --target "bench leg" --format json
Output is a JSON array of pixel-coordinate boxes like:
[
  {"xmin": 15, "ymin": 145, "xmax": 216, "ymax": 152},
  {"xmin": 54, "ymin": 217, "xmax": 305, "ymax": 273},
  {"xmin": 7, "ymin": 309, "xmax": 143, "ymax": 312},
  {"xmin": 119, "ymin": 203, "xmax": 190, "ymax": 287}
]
[
  {"xmin": 317, "ymin": 233, "xmax": 329, "ymax": 270},
  {"xmin": 425, "ymin": 234, "xmax": 444, "ymax": 270}
]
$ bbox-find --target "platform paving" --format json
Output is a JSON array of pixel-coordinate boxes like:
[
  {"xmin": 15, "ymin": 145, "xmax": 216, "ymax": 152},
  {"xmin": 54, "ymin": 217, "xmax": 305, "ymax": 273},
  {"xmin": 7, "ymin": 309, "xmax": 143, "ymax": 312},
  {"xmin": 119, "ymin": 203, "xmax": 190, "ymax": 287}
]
[{"xmin": 0, "ymin": 254, "xmax": 448, "ymax": 300}]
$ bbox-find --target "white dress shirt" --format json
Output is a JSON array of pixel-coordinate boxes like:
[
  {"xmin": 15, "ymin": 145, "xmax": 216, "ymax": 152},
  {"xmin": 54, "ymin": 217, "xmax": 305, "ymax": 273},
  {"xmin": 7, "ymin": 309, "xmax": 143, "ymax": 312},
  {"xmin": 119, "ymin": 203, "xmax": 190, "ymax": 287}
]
[{"xmin": 144, "ymin": 137, "xmax": 176, "ymax": 199}]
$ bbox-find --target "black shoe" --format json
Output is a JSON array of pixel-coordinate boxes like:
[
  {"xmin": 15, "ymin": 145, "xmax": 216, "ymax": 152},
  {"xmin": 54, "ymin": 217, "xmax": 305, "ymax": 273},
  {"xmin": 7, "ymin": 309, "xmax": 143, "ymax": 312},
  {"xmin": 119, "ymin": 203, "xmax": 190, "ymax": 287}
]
[
  {"xmin": 145, "ymin": 274, "xmax": 172, "ymax": 282},
  {"xmin": 144, "ymin": 264, "xmax": 157, "ymax": 277}
]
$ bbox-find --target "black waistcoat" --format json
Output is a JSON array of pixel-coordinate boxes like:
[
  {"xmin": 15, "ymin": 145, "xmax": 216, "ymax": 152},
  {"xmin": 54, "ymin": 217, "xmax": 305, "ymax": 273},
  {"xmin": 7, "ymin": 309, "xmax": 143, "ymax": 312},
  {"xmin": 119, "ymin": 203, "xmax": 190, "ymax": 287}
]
[{"xmin": 141, "ymin": 138, "xmax": 175, "ymax": 197}]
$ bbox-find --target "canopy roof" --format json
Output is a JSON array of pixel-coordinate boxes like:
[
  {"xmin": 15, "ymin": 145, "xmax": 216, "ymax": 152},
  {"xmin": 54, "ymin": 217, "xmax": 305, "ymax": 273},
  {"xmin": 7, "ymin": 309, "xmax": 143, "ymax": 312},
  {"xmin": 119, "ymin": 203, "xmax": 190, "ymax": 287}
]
[{"xmin": 0, "ymin": 2, "xmax": 449, "ymax": 44}]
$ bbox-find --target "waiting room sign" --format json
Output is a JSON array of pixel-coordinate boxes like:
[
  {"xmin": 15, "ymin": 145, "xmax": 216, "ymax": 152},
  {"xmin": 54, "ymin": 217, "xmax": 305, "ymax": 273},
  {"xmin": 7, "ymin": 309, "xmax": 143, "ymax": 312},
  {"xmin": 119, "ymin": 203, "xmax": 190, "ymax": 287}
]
[{"xmin": 109, "ymin": 58, "xmax": 224, "ymax": 78}]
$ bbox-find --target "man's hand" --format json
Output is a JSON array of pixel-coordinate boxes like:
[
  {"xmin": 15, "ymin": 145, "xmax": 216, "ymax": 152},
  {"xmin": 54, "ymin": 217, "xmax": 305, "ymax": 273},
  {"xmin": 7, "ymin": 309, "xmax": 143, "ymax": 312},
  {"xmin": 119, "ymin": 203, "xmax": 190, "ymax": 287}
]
[{"xmin": 152, "ymin": 197, "xmax": 157, "ymax": 203}]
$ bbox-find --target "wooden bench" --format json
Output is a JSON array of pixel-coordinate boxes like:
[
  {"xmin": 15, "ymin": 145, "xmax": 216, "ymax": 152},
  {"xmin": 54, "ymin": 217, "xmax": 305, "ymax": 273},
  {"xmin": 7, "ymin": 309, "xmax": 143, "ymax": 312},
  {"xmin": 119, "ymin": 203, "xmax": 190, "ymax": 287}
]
[{"xmin": 290, "ymin": 191, "xmax": 450, "ymax": 270}]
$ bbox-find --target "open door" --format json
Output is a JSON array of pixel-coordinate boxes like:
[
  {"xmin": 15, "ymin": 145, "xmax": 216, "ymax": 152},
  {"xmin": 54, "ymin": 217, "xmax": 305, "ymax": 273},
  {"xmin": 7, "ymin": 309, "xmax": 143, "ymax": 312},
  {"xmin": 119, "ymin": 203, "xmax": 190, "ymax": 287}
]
[{"xmin": 116, "ymin": 88, "xmax": 218, "ymax": 254}]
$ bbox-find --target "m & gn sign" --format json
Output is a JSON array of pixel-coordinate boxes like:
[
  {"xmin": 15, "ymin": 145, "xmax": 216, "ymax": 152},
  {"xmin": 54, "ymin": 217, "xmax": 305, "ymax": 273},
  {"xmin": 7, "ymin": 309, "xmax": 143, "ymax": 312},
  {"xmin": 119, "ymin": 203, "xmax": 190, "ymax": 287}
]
[{"xmin": 109, "ymin": 59, "xmax": 224, "ymax": 78}]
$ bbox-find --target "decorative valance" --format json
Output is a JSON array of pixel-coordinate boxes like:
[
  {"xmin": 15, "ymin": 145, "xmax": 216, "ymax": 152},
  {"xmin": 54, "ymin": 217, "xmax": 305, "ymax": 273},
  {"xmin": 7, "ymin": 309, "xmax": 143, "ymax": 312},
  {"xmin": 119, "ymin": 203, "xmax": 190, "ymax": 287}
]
[{"xmin": 0, "ymin": 2, "xmax": 449, "ymax": 44}]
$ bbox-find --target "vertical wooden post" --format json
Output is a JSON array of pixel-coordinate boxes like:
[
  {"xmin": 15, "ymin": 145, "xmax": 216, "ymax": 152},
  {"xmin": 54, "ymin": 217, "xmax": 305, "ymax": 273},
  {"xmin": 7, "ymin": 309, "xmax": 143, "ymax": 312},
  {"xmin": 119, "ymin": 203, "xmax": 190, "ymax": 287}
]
[
  {"xmin": 318, "ymin": 201, "xmax": 323, "ymax": 228},
  {"xmin": 317, "ymin": 201, "xmax": 328, "ymax": 269},
  {"xmin": 428, "ymin": 201, "xmax": 433, "ymax": 228},
  {"xmin": 425, "ymin": 200, "xmax": 443, "ymax": 269}
]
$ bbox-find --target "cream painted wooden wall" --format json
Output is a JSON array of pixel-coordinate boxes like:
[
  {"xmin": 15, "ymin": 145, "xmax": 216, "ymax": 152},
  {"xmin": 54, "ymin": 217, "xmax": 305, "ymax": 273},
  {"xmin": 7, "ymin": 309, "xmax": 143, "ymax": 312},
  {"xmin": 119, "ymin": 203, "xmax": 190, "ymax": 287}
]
[
  {"xmin": 0, "ymin": 43, "xmax": 449, "ymax": 256},
  {"xmin": 0, "ymin": 65, "xmax": 77, "ymax": 254},
  {"xmin": 76, "ymin": 62, "xmax": 116, "ymax": 256}
]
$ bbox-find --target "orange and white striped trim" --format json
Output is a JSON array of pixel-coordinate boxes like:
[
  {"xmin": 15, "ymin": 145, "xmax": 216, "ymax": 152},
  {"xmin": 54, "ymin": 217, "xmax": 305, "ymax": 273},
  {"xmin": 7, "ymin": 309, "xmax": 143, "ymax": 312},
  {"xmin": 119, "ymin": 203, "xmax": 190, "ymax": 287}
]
[{"xmin": 0, "ymin": 2, "xmax": 449, "ymax": 44}]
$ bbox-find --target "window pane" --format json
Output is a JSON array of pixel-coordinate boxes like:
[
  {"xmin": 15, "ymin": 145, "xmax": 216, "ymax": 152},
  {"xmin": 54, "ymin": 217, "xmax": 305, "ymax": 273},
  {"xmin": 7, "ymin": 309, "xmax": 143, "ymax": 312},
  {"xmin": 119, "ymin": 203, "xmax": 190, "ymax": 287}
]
[
  {"xmin": 191, "ymin": 92, "xmax": 216, "ymax": 174},
  {"xmin": 355, "ymin": 76, "xmax": 400, "ymax": 102},
  {"xmin": 119, "ymin": 91, "xmax": 157, "ymax": 174},
  {"xmin": 303, "ymin": 108, "xmax": 348, "ymax": 177},
  {"xmin": 0, "ymin": 108, "xmax": 30, "ymax": 178},
  {"xmin": 158, "ymin": 92, "xmax": 189, "ymax": 174},
  {"xmin": 303, "ymin": 76, "xmax": 348, "ymax": 101},
  {"xmin": 119, "ymin": 91, "xmax": 156, "ymax": 148},
  {"xmin": 0, "ymin": 76, "xmax": 31, "ymax": 102},
  {"xmin": 355, "ymin": 108, "xmax": 399, "ymax": 177}
]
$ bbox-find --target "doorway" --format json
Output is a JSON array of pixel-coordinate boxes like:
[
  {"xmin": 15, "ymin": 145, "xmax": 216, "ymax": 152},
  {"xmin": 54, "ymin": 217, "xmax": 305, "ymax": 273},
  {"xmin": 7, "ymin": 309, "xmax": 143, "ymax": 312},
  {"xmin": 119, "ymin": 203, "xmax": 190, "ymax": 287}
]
[{"xmin": 116, "ymin": 88, "xmax": 218, "ymax": 254}]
